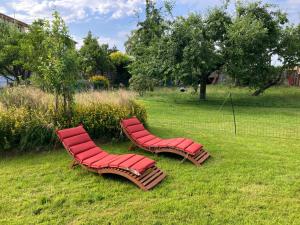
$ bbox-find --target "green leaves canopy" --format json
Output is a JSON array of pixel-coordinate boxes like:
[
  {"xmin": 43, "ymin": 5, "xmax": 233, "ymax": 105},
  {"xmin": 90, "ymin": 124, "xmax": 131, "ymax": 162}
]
[
  {"xmin": 79, "ymin": 31, "xmax": 113, "ymax": 77},
  {"xmin": 0, "ymin": 21, "xmax": 30, "ymax": 83},
  {"xmin": 224, "ymin": 2, "xmax": 289, "ymax": 95}
]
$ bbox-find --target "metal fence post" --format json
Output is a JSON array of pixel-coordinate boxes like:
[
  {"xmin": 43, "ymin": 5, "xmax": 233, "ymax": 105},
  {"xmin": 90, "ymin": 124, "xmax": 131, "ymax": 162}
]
[{"xmin": 229, "ymin": 93, "xmax": 237, "ymax": 136}]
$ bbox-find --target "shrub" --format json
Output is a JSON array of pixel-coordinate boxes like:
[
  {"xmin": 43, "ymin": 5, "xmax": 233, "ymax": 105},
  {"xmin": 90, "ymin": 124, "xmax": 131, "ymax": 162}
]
[
  {"xmin": 0, "ymin": 86, "xmax": 146, "ymax": 152},
  {"xmin": 89, "ymin": 75, "xmax": 110, "ymax": 90},
  {"xmin": 0, "ymin": 107, "xmax": 55, "ymax": 151},
  {"xmin": 129, "ymin": 74, "xmax": 157, "ymax": 96},
  {"xmin": 70, "ymin": 101, "xmax": 146, "ymax": 139},
  {"xmin": 75, "ymin": 79, "xmax": 93, "ymax": 92}
]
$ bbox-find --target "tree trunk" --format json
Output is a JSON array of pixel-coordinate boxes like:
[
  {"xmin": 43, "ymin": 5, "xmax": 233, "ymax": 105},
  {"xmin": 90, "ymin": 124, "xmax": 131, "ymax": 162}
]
[
  {"xmin": 252, "ymin": 74, "xmax": 282, "ymax": 96},
  {"xmin": 54, "ymin": 93, "xmax": 59, "ymax": 126},
  {"xmin": 199, "ymin": 80, "xmax": 207, "ymax": 100}
]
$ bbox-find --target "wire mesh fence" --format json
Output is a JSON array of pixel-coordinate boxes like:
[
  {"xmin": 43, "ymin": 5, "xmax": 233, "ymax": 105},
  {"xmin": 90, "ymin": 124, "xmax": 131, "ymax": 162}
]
[{"xmin": 148, "ymin": 92, "xmax": 300, "ymax": 140}]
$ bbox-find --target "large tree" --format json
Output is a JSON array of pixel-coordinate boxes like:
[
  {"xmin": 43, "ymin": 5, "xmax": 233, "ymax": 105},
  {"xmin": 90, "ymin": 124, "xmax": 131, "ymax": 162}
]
[
  {"xmin": 126, "ymin": 0, "xmax": 167, "ymax": 93},
  {"xmin": 79, "ymin": 31, "xmax": 112, "ymax": 78},
  {"xmin": 280, "ymin": 24, "xmax": 300, "ymax": 68},
  {"xmin": 224, "ymin": 1, "xmax": 288, "ymax": 96},
  {"xmin": 0, "ymin": 21, "xmax": 30, "ymax": 84},
  {"xmin": 165, "ymin": 8, "xmax": 231, "ymax": 100},
  {"xmin": 28, "ymin": 12, "xmax": 79, "ymax": 125}
]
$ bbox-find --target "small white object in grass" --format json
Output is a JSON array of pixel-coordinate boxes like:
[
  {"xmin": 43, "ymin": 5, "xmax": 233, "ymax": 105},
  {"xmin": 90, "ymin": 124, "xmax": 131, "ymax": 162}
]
[{"xmin": 180, "ymin": 87, "xmax": 186, "ymax": 92}]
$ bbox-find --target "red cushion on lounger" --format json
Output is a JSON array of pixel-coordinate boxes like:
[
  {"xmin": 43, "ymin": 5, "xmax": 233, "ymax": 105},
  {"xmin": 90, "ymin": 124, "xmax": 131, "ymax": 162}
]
[
  {"xmin": 176, "ymin": 139, "xmax": 193, "ymax": 150},
  {"xmin": 108, "ymin": 154, "xmax": 136, "ymax": 167},
  {"xmin": 122, "ymin": 118, "xmax": 141, "ymax": 128},
  {"xmin": 119, "ymin": 155, "xmax": 145, "ymax": 168},
  {"xmin": 137, "ymin": 135, "xmax": 156, "ymax": 145},
  {"xmin": 82, "ymin": 152, "xmax": 109, "ymax": 166},
  {"xmin": 69, "ymin": 141, "xmax": 96, "ymax": 155},
  {"xmin": 63, "ymin": 133, "xmax": 91, "ymax": 148},
  {"xmin": 118, "ymin": 155, "xmax": 155, "ymax": 175},
  {"xmin": 184, "ymin": 143, "xmax": 203, "ymax": 155},
  {"xmin": 153, "ymin": 139, "xmax": 172, "ymax": 147},
  {"xmin": 143, "ymin": 138, "xmax": 162, "ymax": 147},
  {"xmin": 126, "ymin": 124, "xmax": 145, "ymax": 134},
  {"xmin": 130, "ymin": 158, "xmax": 156, "ymax": 174},
  {"xmin": 131, "ymin": 130, "xmax": 150, "ymax": 140},
  {"xmin": 75, "ymin": 147, "xmax": 102, "ymax": 162},
  {"xmin": 57, "ymin": 125, "xmax": 86, "ymax": 139},
  {"xmin": 167, "ymin": 138, "xmax": 185, "ymax": 147},
  {"xmin": 91, "ymin": 155, "xmax": 118, "ymax": 168}
]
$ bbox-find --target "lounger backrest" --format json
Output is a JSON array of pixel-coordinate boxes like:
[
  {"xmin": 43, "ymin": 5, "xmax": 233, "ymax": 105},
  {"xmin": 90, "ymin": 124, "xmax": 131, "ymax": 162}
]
[
  {"xmin": 121, "ymin": 117, "xmax": 146, "ymax": 134},
  {"xmin": 57, "ymin": 125, "xmax": 100, "ymax": 157}
]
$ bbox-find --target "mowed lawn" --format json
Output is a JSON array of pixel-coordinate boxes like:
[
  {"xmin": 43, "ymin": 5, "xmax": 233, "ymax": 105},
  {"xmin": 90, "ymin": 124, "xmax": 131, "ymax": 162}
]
[{"xmin": 1, "ymin": 86, "xmax": 300, "ymax": 225}]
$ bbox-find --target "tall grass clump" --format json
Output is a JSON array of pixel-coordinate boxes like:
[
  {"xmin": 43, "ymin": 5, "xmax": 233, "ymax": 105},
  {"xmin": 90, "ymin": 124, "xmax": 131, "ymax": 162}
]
[{"xmin": 0, "ymin": 86, "xmax": 146, "ymax": 152}]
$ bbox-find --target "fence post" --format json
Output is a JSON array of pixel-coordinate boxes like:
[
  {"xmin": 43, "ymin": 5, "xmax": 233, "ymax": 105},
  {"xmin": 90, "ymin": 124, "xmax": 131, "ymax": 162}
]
[{"xmin": 229, "ymin": 93, "xmax": 237, "ymax": 136}]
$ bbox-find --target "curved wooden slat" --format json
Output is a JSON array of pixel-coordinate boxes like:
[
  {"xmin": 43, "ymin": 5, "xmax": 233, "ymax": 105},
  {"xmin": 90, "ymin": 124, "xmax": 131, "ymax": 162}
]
[
  {"xmin": 98, "ymin": 166, "xmax": 166, "ymax": 191},
  {"xmin": 156, "ymin": 148, "xmax": 210, "ymax": 166}
]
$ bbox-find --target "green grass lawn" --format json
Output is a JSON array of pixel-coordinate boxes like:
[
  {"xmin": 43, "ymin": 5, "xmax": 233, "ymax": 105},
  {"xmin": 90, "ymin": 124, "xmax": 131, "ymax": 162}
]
[{"xmin": 1, "ymin": 86, "xmax": 300, "ymax": 225}]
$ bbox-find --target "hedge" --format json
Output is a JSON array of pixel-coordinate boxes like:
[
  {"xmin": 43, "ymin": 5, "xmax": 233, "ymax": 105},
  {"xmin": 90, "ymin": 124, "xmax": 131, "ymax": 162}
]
[{"xmin": 0, "ymin": 87, "xmax": 146, "ymax": 152}]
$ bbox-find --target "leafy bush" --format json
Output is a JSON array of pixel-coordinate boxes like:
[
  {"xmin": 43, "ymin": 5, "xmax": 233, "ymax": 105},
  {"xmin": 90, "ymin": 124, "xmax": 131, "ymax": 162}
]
[
  {"xmin": 70, "ymin": 101, "xmax": 146, "ymax": 139},
  {"xmin": 89, "ymin": 75, "xmax": 110, "ymax": 90},
  {"xmin": 0, "ymin": 106, "xmax": 55, "ymax": 151},
  {"xmin": 129, "ymin": 74, "xmax": 157, "ymax": 96},
  {"xmin": 75, "ymin": 79, "xmax": 93, "ymax": 92},
  {"xmin": 0, "ymin": 86, "xmax": 146, "ymax": 152},
  {"xmin": 109, "ymin": 51, "xmax": 132, "ymax": 86}
]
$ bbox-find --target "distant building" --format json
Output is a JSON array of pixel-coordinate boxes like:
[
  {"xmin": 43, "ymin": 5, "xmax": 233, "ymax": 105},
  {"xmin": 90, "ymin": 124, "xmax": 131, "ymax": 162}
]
[
  {"xmin": 0, "ymin": 77, "xmax": 7, "ymax": 88},
  {"xmin": 208, "ymin": 71, "xmax": 229, "ymax": 85},
  {"xmin": 0, "ymin": 12, "xmax": 29, "ymax": 32},
  {"xmin": 0, "ymin": 13, "xmax": 29, "ymax": 87},
  {"xmin": 286, "ymin": 67, "xmax": 300, "ymax": 87}
]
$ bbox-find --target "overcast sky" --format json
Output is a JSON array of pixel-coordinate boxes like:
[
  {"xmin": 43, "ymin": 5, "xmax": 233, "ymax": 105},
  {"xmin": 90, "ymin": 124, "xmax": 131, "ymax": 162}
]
[{"xmin": 0, "ymin": 0, "xmax": 299, "ymax": 51}]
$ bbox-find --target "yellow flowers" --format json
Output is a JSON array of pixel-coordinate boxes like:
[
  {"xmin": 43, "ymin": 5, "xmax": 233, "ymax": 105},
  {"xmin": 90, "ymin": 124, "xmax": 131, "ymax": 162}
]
[{"xmin": 89, "ymin": 75, "xmax": 110, "ymax": 89}]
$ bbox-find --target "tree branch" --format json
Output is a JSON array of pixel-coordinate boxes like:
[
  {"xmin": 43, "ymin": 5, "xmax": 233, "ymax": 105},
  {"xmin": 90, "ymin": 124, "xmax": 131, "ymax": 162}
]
[{"xmin": 252, "ymin": 73, "xmax": 283, "ymax": 96}]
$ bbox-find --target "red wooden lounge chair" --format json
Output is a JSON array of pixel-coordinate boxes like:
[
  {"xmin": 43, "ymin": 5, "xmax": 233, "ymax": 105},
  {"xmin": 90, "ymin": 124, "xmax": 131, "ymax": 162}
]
[
  {"xmin": 56, "ymin": 125, "xmax": 166, "ymax": 191},
  {"xmin": 121, "ymin": 117, "xmax": 210, "ymax": 166}
]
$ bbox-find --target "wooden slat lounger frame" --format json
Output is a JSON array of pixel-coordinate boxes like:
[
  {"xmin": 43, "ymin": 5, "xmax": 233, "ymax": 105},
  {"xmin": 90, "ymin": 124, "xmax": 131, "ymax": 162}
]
[
  {"xmin": 57, "ymin": 126, "xmax": 166, "ymax": 191},
  {"xmin": 70, "ymin": 160, "xmax": 165, "ymax": 191},
  {"xmin": 120, "ymin": 118, "xmax": 210, "ymax": 166}
]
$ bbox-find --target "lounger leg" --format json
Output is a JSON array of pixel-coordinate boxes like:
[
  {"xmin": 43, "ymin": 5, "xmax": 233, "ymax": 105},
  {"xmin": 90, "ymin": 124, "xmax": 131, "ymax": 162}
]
[
  {"xmin": 70, "ymin": 160, "xmax": 79, "ymax": 169},
  {"xmin": 180, "ymin": 153, "xmax": 189, "ymax": 164}
]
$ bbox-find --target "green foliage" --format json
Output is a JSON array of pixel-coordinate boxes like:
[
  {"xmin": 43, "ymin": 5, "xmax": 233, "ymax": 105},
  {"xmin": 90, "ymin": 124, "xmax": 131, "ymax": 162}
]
[
  {"xmin": 70, "ymin": 100, "xmax": 146, "ymax": 139},
  {"xmin": 79, "ymin": 31, "xmax": 113, "ymax": 77},
  {"xmin": 0, "ymin": 21, "xmax": 30, "ymax": 83},
  {"xmin": 159, "ymin": 8, "xmax": 231, "ymax": 99},
  {"xmin": 174, "ymin": 13, "xmax": 225, "ymax": 81},
  {"xmin": 126, "ymin": 0, "xmax": 167, "ymax": 92},
  {"xmin": 89, "ymin": 75, "xmax": 110, "ymax": 89},
  {"xmin": 109, "ymin": 51, "xmax": 132, "ymax": 86},
  {"xmin": 0, "ymin": 86, "xmax": 146, "ymax": 151},
  {"xmin": 126, "ymin": 1, "xmax": 300, "ymax": 98},
  {"xmin": 109, "ymin": 51, "xmax": 131, "ymax": 66},
  {"xmin": 126, "ymin": 2, "xmax": 231, "ymax": 99},
  {"xmin": 0, "ymin": 106, "xmax": 55, "ymax": 151},
  {"xmin": 224, "ymin": 1, "xmax": 288, "ymax": 95},
  {"xmin": 129, "ymin": 74, "xmax": 156, "ymax": 96},
  {"xmin": 280, "ymin": 24, "xmax": 300, "ymax": 68},
  {"xmin": 27, "ymin": 12, "xmax": 80, "ymax": 124}
]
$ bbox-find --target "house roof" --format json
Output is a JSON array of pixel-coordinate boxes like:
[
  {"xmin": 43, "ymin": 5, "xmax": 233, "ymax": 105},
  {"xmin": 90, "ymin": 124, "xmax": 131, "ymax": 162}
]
[{"xmin": 0, "ymin": 12, "xmax": 29, "ymax": 28}]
